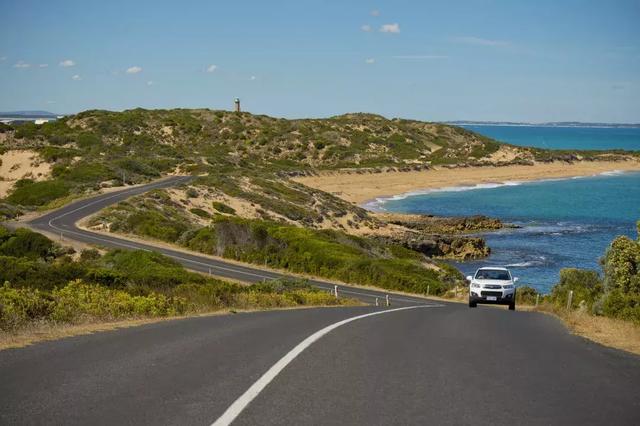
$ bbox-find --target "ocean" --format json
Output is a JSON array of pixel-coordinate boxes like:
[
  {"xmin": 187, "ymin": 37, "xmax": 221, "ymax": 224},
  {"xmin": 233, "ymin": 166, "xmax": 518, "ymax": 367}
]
[{"xmin": 378, "ymin": 125, "xmax": 640, "ymax": 293}]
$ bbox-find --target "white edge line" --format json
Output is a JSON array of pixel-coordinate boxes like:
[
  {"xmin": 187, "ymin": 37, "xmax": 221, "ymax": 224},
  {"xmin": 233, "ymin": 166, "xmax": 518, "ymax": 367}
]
[{"xmin": 211, "ymin": 305, "xmax": 437, "ymax": 426}]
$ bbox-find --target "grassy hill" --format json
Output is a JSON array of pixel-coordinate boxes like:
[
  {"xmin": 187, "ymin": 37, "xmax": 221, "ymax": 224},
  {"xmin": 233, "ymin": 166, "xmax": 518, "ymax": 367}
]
[
  {"xmin": 2, "ymin": 108, "xmax": 635, "ymax": 210},
  {"xmin": 1, "ymin": 108, "xmax": 637, "ymax": 298}
]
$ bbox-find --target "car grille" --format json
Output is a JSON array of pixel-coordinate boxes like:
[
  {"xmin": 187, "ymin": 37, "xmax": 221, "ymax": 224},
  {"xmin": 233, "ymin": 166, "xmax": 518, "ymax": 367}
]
[
  {"xmin": 484, "ymin": 285, "xmax": 502, "ymax": 289},
  {"xmin": 481, "ymin": 291, "xmax": 502, "ymax": 297}
]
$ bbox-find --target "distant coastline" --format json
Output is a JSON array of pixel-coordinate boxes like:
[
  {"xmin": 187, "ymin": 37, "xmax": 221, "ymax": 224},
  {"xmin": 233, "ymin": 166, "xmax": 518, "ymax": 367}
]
[
  {"xmin": 447, "ymin": 121, "xmax": 640, "ymax": 129},
  {"xmin": 293, "ymin": 160, "xmax": 640, "ymax": 206}
]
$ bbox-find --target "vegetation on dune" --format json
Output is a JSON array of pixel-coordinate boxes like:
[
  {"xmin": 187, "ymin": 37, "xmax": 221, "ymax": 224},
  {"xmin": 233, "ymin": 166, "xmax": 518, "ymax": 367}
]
[
  {"xmin": 0, "ymin": 226, "xmax": 355, "ymax": 332},
  {"xmin": 90, "ymin": 198, "xmax": 463, "ymax": 296}
]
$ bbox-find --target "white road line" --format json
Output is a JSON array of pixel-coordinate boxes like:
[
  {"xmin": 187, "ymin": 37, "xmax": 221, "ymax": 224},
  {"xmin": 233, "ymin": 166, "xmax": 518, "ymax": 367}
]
[{"xmin": 211, "ymin": 305, "xmax": 438, "ymax": 426}]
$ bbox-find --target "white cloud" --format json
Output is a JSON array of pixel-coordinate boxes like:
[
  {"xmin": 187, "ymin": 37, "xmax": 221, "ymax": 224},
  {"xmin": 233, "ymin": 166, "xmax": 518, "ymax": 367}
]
[
  {"xmin": 39, "ymin": 63, "xmax": 49, "ymax": 68},
  {"xmin": 365, "ymin": 58, "xmax": 375, "ymax": 64},
  {"xmin": 249, "ymin": 75, "xmax": 257, "ymax": 81},
  {"xmin": 13, "ymin": 61, "xmax": 30, "ymax": 68},
  {"xmin": 452, "ymin": 36, "xmax": 509, "ymax": 47},
  {"xmin": 392, "ymin": 55, "xmax": 448, "ymax": 59},
  {"xmin": 380, "ymin": 23, "xmax": 400, "ymax": 33},
  {"xmin": 59, "ymin": 59, "xmax": 75, "ymax": 67},
  {"xmin": 126, "ymin": 66, "xmax": 142, "ymax": 74},
  {"xmin": 0, "ymin": 56, "xmax": 7, "ymax": 61},
  {"xmin": 147, "ymin": 80, "xmax": 154, "ymax": 86},
  {"xmin": 206, "ymin": 64, "xmax": 218, "ymax": 73},
  {"xmin": 361, "ymin": 24, "xmax": 372, "ymax": 32},
  {"xmin": 71, "ymin": 74, "xmax": 81, "ymax": 80},
  {"xmin": 370, "ymin": 9, "xmax": 380, "ymax": 16}
]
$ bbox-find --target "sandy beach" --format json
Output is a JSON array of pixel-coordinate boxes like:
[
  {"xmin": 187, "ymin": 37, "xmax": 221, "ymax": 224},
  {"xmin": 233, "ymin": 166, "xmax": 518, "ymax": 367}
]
[{"xmin": 293, "ymin": 160, "xmax": 640, "ymax": 204}]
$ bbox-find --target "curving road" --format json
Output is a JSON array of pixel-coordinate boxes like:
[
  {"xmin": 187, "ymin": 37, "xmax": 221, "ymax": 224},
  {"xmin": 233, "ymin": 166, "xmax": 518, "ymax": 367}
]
[
  {"xmin": 1, "ymin": 175, "xmax": 639, "ymax": 425},
  {"xmin": 25, "ymin": 175, "xmax": 431, "ymax": 306}
]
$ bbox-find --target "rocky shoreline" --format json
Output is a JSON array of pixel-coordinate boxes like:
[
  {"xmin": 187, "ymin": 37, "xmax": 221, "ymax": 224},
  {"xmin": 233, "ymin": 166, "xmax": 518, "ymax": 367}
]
[{"xmin": 373, "ymin": 213, "xmax": 513, "ymax": 260}]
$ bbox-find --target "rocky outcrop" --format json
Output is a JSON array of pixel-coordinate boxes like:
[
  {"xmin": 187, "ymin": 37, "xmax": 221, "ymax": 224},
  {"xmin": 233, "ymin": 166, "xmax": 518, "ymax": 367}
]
[
  {"xmin": 374, "ymin": 233, "xmax": 490, "ymax": 260},
  {"xmin": 376, "ymin": 213, "xmax": 511, "ymax": 234}
]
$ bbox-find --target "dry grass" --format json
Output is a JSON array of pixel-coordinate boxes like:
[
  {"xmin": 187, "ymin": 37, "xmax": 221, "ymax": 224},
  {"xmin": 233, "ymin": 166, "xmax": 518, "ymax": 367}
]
[
  {"xmin": 0, "ymin": 303, "xmax": 363, "ymax": 351},
  {"xmin": 537, "ymin": 306, "xmax": 640, "ymax": 355}
]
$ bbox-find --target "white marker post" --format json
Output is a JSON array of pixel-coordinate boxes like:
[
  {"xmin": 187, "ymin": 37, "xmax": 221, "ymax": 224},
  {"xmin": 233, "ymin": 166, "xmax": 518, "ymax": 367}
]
[
  {"xmin": 334, "ymin": 285, "xmax": 338, "ymax": 299},
  {"xmin": 567, "ymin": 290, "xmax": 573, "ymax": 310},
  {"xmin": 385, "ymin": 294, "xmax": 390, "ymax": 307},
  {"xmin": 375, "ymin": 297, "xmax": 379, "ymax": 306},
  {"xmin": 427, "ymin": 285, "xmax": 430, "ymax": 296},
  {"xmin": 535, "ymin": 294, "xmax": 540, "ymax": 307}
]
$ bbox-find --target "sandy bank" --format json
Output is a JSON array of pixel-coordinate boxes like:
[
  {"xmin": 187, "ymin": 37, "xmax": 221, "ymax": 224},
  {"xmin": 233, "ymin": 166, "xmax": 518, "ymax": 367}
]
[{"xmin": 293, "ymin": 160, "xmax": 640, "ymax": 205}]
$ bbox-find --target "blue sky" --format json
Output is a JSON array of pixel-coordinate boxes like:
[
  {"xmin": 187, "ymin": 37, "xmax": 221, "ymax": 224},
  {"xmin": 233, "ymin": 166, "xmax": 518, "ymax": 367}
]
[{"xmin": 1, "ymin": 0, "xmax": 639, "ymax": 122}]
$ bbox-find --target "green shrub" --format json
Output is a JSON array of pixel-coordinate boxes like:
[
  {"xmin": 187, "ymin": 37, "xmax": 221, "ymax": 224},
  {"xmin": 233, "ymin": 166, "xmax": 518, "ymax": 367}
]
[
  {"xmin": 76, "ymin": 132, "xmax": 102, "ymax": 149},
  {"xmin": 100, "ymin": 249, "xmax": 202, "ymax": 290},
  {"xmin": 602, "ymin": 235, "xmax": 640, "ymax": 295},
  {"xmin": 551, "ymin": 268, "xmax": 603, "ymax": 309},
  {"xmin": 190, "ymin": 208, "xmax": 211, "ymax": 219},
  {"xmin": 0, "ymin": 228, "xmax": 55, "ymax": 259},
  {"xmin": 184, "ymin": 227, "xmax": 217, "ymax": 254},
  {"xmin": 6, "ymin": 179, "xmax": 70, "ymax": 206},
  {"xmin": 0, "ymin": 282, "xmax": 52, "ymax": 329},
  {"xmin": 211, "ymin": 201, "xmax": 236, "ymax": 215},
  {"xmin": 123, "ymin": 210, "xmax": 191, "ymax": 241},
  {"xmin": 80, "ymin": 249, "xmax": 101, "ymax": 261},
  {"xmin": 601, "ymin": 291, "xmax": 640, "ymax": 323},
  {"xmin": 50, "ymin": 280, "xmax": 184, "ymax": 323},
  {"xmin": 515, "ymin": 285, "xmax": 540, "ymax": 305},
  {"xmin": 39, "ymin": 146, "xmax": 80, "ymax": 162}
]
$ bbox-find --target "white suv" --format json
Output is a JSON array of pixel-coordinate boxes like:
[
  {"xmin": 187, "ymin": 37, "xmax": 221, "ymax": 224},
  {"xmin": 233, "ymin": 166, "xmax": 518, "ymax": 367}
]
[{"xmin": 467, "ymin": 267, "xmax": 518, "ymax": 310}]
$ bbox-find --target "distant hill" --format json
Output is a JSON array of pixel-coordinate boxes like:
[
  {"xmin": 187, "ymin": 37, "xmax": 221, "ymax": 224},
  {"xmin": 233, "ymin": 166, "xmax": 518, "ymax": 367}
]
[
  {"xmin": 0, "ymin": 111, "xmax": 59, "ymax": 118},
  {"xmin": 447, "ymin": 120, "xmax": 640, "ymax": 128}
]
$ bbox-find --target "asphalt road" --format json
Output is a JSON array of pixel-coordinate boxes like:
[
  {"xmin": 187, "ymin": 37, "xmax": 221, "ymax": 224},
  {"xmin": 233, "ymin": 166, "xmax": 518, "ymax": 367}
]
[
  {"xmin": 1, "ymin": 305, "xmax": 639, "ymax": 425},
  {"xmin": 2, "ymin": 176, "xmax": 638, "ymax": 425},
  {"xmin": 25, "ymin": 176, "xmax": 430, "ymax": 306}
]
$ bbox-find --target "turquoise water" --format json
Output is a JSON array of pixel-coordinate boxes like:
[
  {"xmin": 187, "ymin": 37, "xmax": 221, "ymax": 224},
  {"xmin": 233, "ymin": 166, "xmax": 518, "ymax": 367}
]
[
  {"xmin": 461, "ymin": 125, "xmax": 640, "ymax": 151},
  {"xmin": 379, "ymin": 126, "xmax": 640, "ymax": 293}
]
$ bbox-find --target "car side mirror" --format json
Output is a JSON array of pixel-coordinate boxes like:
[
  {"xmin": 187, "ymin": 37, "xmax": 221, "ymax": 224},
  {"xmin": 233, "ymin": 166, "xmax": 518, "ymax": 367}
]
[
  {"xmin": 513, "ymin": 277, "xmax": 519, "ymax": 283},
  {"xmin": 466, "ymin": 275, "xmax": 473, "ymax": 281}
]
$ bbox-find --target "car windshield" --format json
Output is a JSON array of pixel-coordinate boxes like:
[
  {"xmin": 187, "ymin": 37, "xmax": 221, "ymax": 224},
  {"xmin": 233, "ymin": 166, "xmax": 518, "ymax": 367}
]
[{"xmin": 475, "ymin": 269, "xmax": 511, "ymax": 280}]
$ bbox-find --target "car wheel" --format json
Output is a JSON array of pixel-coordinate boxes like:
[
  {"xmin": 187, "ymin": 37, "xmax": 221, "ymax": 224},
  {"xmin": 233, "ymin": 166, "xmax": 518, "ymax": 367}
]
[
  {"xmin": 469, "ymin": 300, "xmax": 477, "ymax": 308},
  {"xmin": 508, "ymin": 302, "xmax": 516, "ymax": 311}
]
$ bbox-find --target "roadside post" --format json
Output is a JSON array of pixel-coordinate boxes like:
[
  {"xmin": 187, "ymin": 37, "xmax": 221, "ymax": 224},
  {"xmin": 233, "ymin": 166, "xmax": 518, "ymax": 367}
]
[
  {"xmin": 386, "ymin": 294, "xmax": 390, "ymax": 306},
  {"xmin": 567, "ymin": 290, "xmax": 573, "ymax": 310},
  {"xmin": 375, "ymin": 297, "xmax": 379, "ymax": 306},
  {"xmin": 427, "ymin": 285, "xmax": 430, "ymax": 296},
  {"xmin": 334, "ymin": 285, "xmax": 338, "ymax": 299},
  {"xmin": 535, "ymin": 294, "xmax": 540, "ymax": 307}
]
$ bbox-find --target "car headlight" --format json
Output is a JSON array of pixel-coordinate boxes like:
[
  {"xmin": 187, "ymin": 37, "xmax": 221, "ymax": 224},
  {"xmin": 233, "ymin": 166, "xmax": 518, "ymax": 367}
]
[{"xmin": 471, "ymin": 283, "xmax": 481, "ymax": 288}]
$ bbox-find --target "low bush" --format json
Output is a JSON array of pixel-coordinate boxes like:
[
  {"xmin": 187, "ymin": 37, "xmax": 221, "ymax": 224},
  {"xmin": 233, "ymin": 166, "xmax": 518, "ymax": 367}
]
[
  {"xmin": 50, "ymin": 280, "xmax": 185, "ymax": 323},
  {"xmin": 0, "ymin": 283, "xmax": 52, "ymax": 329},
  {"xmin": 0, "ymin": 228, "xmax": 358, "ymax": 332},
  {"xmin": 211, "ymin": 201, "xmax": 236, "ymax": 215},
  {"xmin": 190, "ymin": 208, "xmax": 211, "ymax": 219},
  {"xmin": 515, "ymin": 285, "xmax": 541, "ymax": 305},
  {"xmin": 551, "ymin": 268, "xmax": 603, "ymax": 310},
  {"xmin": 0, "ymin": 227, "xmax": 56, "ymax": 260},
  {"xmin": 6, "ymin": 179, "xmax": 71, "ymax": 206}
]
